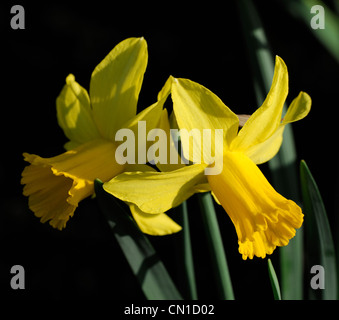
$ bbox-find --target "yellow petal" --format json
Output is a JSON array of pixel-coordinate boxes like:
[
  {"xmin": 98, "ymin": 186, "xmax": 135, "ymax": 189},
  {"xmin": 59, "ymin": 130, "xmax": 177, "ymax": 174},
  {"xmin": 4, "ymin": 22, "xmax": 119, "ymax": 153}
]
[
  {"xmin": 207, "ymin": 151, "xmax": 303, "ymax": 260},
  {"xmin": 56, "ymin": 74, "xmax": 101, "ymax": 150},
  {"xmin": 90, "ymin": 37, "xmax": 148, "ymax": 140},
  {"xmin": 122, "ymin": 75, "xmax": 171, "ymax": 131},
  {"xmin": 231, "ymin": 56, "xmax": 288, "ymax": 154},
  {"xmin": 157, "ymin": 75, "xmax": 173, "ymax": 100},
  {"xmin": 243, "ymin": 91, "xmax": 311, "ymax": 164},
  {"xmin": 121, "ymin": 78, "xmax": 174, "ymax": 166},
  {"xmin": 154, "ymin": 109, "xmax": 185, "ymax": 172},
  {"xmin": 282, "ymin": 91, "xmax": 312, "ymax": 125},
  {"xmin": 129, "ymin": 203, "xmax": 182, "ymax": 236},
  {"xmin": 103, "ymin": 164, "xmax": 207, "ymax": 214},
  {"xmin": 21, "ymin": 139, "xmax": 124, "ymax": 229},
  {"xmin": 243, "ymin": 126, "xmax": 284, "ymax": 165},
  {"xmin": 171, "ymin": 78, "xmax": 239, "ymax": 163}
]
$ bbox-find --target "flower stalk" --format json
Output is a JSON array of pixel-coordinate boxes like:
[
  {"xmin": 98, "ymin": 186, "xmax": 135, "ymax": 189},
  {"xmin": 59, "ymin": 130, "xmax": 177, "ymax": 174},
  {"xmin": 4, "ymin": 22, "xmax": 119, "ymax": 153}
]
[
  {"xmin": 198, "ymin": 192, "xmax": 234, "ymax": 300},
  {"xmin": 175, "ymin": 201, "xmax": 198, "ymax": 300}
]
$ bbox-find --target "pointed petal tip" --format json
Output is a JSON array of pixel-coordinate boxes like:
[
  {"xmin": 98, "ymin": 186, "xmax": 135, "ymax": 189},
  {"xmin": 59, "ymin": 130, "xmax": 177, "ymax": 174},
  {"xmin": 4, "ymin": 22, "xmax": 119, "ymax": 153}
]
[
  {"xmin": 275, "ymin": 55, "xmax": 287, "ymax": 70},
  {"xmin": 138, "ymin": 36, "xmax": 147, "ymax": 46},
  {"xmin": 66, "ymin": 74, "xmax": 75, "ymax": 84}
]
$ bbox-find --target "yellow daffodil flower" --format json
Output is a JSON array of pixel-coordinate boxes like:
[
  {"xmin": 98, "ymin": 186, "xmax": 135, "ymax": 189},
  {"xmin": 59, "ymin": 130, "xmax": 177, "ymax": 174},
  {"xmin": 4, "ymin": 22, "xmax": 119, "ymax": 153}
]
[
  {"xmin": 104, "ymin": 56, "xmax": 312, "ymax": 259},
  {"xmin": 21, "ymin": 37, "xmax": 181, "ymax": 234}
]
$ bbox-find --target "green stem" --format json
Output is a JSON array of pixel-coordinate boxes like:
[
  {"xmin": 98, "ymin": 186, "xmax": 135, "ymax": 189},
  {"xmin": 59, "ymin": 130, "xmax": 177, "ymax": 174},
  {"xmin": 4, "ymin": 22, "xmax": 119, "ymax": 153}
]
[
  {"xmin": 197, "ymin": 192, "xmax": 234, "ymax": 300},
  {"xmin": 175, "ymin": 201, "xmax": 198, "ymax": 300}
]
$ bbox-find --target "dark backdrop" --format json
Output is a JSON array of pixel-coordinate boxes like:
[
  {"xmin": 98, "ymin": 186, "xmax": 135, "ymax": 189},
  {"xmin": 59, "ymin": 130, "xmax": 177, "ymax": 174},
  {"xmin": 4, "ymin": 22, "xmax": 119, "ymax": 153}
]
[{"xmin": 1, "ymin": 1, "xmax": 338, "ymax": 300}]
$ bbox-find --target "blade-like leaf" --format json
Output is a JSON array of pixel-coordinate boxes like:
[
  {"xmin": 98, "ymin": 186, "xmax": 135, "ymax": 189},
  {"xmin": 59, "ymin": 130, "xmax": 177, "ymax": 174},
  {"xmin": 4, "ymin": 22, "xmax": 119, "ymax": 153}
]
[
  {"xmin": 280, "ymin": 0, "xmax": 339, "ymax": 64},
  {"xmin": 268, "ymin": 259, "xmax": 282, "ymax": 300},
  {"xmin": 300, "ymin": 160, "xmax": 337, "ymax": 300},
  {"xmin": 94, "ymin": 179, "xmax": 182, "ymax": 300}
]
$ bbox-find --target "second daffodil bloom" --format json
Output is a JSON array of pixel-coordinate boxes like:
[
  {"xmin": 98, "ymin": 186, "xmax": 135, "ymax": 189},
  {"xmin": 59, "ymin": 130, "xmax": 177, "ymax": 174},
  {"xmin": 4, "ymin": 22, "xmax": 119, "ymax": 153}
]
[
  {"xmin": 104, "ymin": 56, "xmax": 312, "ymax": 259},
  {"xmin": 21, "ymin": 37, "xmax": 181, "ymax": 234}
]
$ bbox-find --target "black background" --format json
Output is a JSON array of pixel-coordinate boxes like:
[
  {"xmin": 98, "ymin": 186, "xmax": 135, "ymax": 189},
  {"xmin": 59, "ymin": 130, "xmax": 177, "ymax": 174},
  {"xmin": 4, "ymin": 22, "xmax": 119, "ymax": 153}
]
[{"xmin": 1, "ymin": 1, "xmax": 338, "ymax": 300}]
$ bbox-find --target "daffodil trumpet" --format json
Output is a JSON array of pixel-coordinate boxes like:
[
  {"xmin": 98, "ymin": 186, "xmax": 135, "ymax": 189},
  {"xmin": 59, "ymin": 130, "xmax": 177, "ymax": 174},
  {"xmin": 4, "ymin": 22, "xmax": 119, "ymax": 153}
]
[{"xmin": 104, "ymin": 56, "xmax": 312, "ymax": 259}]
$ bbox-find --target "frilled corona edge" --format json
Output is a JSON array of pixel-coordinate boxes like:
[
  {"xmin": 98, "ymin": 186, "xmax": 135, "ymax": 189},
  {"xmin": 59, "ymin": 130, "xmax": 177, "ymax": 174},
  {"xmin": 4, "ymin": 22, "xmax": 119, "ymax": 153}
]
[{"xmin": 208, "ymin": 151, "xmax": 303, "ymax": 260}]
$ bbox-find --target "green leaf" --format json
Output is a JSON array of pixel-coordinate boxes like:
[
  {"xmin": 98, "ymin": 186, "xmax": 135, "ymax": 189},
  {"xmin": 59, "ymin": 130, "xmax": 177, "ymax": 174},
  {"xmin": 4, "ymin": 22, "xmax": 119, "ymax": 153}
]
[
  {"xmin": 279, "ymin": 228, "xmax": 304, "ymax": 300},
  {"xmin": 280, "ymin": 0, "xmax": 339, "ymax": 64},
  {"xmin": 237, "ymin": 0, "xmax": 303, "ymax": 300},
  {"xmin": 197, "ymin": 192, "xmax": 234, "ymax": 300},
  {"xmin": 268, "ymin": 259, "xmax": 282, "ymax": 300},
  {"xmin": 300, "ymin": 160, "xmax": 337, "ymax": 300},
  {"xmin": 94, "ymin": 179, "xmax": 183, "ymax": 300}
]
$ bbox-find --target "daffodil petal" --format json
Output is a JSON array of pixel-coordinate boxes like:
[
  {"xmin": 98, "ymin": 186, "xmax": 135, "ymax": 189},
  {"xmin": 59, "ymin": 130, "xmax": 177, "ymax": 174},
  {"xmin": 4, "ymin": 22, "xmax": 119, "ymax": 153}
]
[
  {"xmin": 119, "ymin": 78, "xmax": 181, "ymax": 168},
  {"xmin": 129, "ymin": 203, "xmax": 182, "ymax": 235},
  {"xmin": 157, "ymin": 75, "xmax": 172, "ymax": 100},
  {"xmin": 63, "ymin": 140, "xmax": 82, "ymax": 151},
  {"xmin": 90, "ymin": 37, "xmax": 148, "ymax": 139},
  {"xmin": 154, "ymin": 109, "xmax": 185, "ymax": 172},
  {"xmin": 103, "ymin": 164, "xmax": 207, "ymax": 214},
  {"xmin": 48, "ymin": 139, "xmax": 124, "ymax": 183},
  {"xmin": 122, "ymin": 76, "xmax": 171, "ymax": 132},
  {"xmin": 124, "ymin": 163, "xmax": 157, "ymax": 173},
  {"xmin": 172, "ymin": 78, "xmax": 239, "ymax": 163},
  {"xmin": 244, "ymin": 126, "xmax": 284, "ymax": 165},
  {"xmin": 282, "ymin": 91, "xmax": 312, "ymax": 125},
  {"xmin": 193, "ymin": 183, "xmax": 211, "ymax": 193},
  {"xmin": 56, "ymin": 74, "xmax": 101, "ymax": 149},
  {"xmin": 243, "ymin": 92, "xmax": 311, "ymax": 164},
  {"xmin": 231, "ymin": 56, "xmax": 288, "ymax": 153}
]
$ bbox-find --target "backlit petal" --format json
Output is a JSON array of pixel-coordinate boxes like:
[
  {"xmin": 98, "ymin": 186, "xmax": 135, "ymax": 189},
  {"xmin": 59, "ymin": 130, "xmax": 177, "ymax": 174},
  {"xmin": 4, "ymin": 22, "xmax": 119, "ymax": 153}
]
[
  {"xmin": 56, "ymin": 74, "xmax": 101, "ymax": 149},
  {"xmin": 103, "ymin": 164, "xmax": 207, "ymax": 214},
  {"xmin": 121, "ymin": 79, "xmax": 176, "ymax": 167},
  {"xmin": 207, "ymin": 151, "xmax": 303, "ymax": 260},
  {"xmin": 172, "ymin": 78, "xmax": 239, "ymax": 163},
  {"xmin": 231, "ymin": 56, "xmax": 288, "ymax": 154},
  {"xmin": 282, "ymin": 91, "xmax": 312, "ymax": 125},
  {"xmin": 243, "ymin": 126, "xmax": 284, "ymax": 165},
  {"xmin": 90, "ymin": 37, "xmax": 148, "ymax": 139},
  {"xmin": 129, "ymin": 203, "xmax": 182, "ymax": 235},
  {"xmin": 153, "ymin": 109, "xmax": 185, "ymax": 172},
  {"xmin": 245, "ymin": 92, "xmax": 311, "ymax": 164}
]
